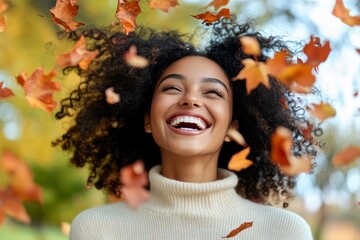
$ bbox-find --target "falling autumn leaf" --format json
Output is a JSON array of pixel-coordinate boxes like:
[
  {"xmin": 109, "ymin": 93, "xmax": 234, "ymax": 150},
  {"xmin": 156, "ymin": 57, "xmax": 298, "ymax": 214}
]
[
  {"xmin": 280, "ymin": 155, "xmax": 312, "ymax": 176},
  {"xmin": 306, "ymin": 102, "xmax": 336, "ymax": 121},
  {"xmin": 228, "ymin": 147, "xmax": 253, "ymax": 172},
  {"xmin": 233, "ymin": 59, "xmax": 269, "ymax": 94},
  {"xmin": 280, "ymin": 98, "xmax": 289, "ymax": 110},
  {"xmin": 222, "ymin": 221, "xmax": 253, "ymax": 238},
  {"xmin": 50, "ymin": 0, "xmax": 85, "ymax": 32},
  {"xmin": 149, "ymin": 0, "xmax": 178, "ymax": 12},
  {"xmin": 332, "ymin": 145, "xmax": 360, "ymax": 166},
  {"xmin": 303, "ymin": 36, "xmax": 331, "ymax": 67},
  {"xmin": 300, "ymin": 124, "xmax": 313, "ymax": 140},
  {"xmin": 332, "ymin": 0, "xmax": 360, "ymax": 26},
  {"xmin": 192, "ymin": 8, "xmax": 230, "ymax": 26},
  {"xmin": 0, "ymin": 0, "xmax": 8, "ymax": 14},
  {"xmin": 105, "ymin": 87, "xmax": 121, "ymax": 104},
  {"xmin": 0, "ymin": 81, "xmax": 14, "ymax": 99},
  {"xmin": 115, "ymin": 0, "xmax": 141, "ymax": 35},
  {"xmin": 124, "ymin": 45, "xmax": 149, "ymax": 68},
  {"xmin": 205, "ymin": 0, "xmax": 229, "ymax": 10},
  {"xmin": 0, "ymin": 189, "xmax": 31, "ymax": 224},
  {"xmin": 240, "ymin": 36, "xmax": 261, "ymax": 57},
  {"xmin": 0, "ymin": 15, "xmax": 5, "ymax": 32},
  {"xmin": 120, "ymin": 160, "xmax": 149, "ymax": 209},
  {"xmin": 16, "ymin": 68, "xmax": 60, "ymax": 112},
  {"xmin": 56, "ymin": 35, "xmax": 99, "ymax": 70}
]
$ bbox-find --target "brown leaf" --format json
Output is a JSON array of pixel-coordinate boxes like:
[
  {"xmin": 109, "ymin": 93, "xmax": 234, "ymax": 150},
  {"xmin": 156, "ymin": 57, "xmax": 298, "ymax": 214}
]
[
  {"xmin": 306, "ymin": 102, "xmax": 336, "ymax": 121},
  {"xmin": 120, "ymin": 160, "xmax": 149, "ymax": 209},
  {"xmin": 332, "ymin": 0, "xmax": 360, "ymax": 26},
  {"xmin": 232, "ymin": 59, "xmax": 269, "ymax": 94},
  {"xmin": 240, "ymin": 36, "xmax": 261, "ymax": 57},
  {"xmin": 149, "ymin": 0, "xmax": 178, "ymax": 12},
  {"xmin": 270, "ymin": 127, "xmax": 292, "ymax": 166},
  {"xmin": 16, "ymin": 68, "xmax": 60, "ymax": 112},
  {"xmin": 222, "ymin": 221, "xmax": 253, "ymax": 238},
  {"xmin": 0, "ymin": 81, "xmax": 14, "ymax": 99},
  {"xmin": 205, "ymin": 0, "xmax": 229, "ymax": 10},
  {"xmin": 332, "ymin": 145, "xmax": 360, "ymax": 166},
  {"xmin": 303, "ymin": 36, "xmax": 331, "ymax": 67},
  {"xmin": 228, "ymin": 147, "xmax": 253, "ymax": 172},
  {"xmin": 56, "ymin": 35, "xmax": 99, "ymax": 70},
  {"xmin": 124, "ymin": 45, "xmax": 149, "ymax": 68},
  {"xmin": 0, "ymin": 15, "xmax": 5, "ymax": 32},
  {"xmin": 192, "ymin": 8, "xmax": 230, "ymax": 26},
  {"xmin": 50, "ymin": 0, "xmax": 85, "ymax": 32},
  {"xmin": 300, "ymin": 124, "xmax": 313, "ymax": 140},
  {"xmin": 115, "ymin": 0, "xmax": 141, "ymax": 35},
  {"xmin": 105, "ymin": 87, "xmax": 121, "ymax": 104},
  {"xmin": 280, "ymin": 98, "xmax": 288, "ymax": 110}
]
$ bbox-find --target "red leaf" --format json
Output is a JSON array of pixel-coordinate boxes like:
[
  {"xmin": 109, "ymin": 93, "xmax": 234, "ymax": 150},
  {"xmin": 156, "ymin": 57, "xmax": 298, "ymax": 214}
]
[
  {"xmin": 303, "ymin": 36, "xmax": 331, "ymax": 67},
  {"xmin": 56, "ymin": 35, "xmax": 99, "ymax": 70},
  {"xmin": 332, "ymin": 0, "xmax": 360, "ymax": 26},
  {"xmin": 228, "ymin": 147, "xmax": 253, "ymax": 172},
  {"xmin": 240, "ymin": 36, "xmax": 261, "ymax": 57},
  {"xmin": 50, "ymin": 0, "xmax": 84, "ymax": 32},
  {"xmin": 124, "ymin": 45, "xmax": 149, "ymax": 68},
  {"xmin": 205, "ymin": 0, "xmax": 229, "ymax": 10},
  {"xmin": 120, "ymin": 160, "xmax": 149, "ymax": 209},
  {"xmin": 115, "ymin": 0, "xmax": 141, "ymax": 35},
  {"xmin": 0, "ymin": 81, "xmax": 14, "ymax": 99},
  {"xmin": 232, "ymin": 59, "xmax": 269, "ymax": 94},
  {"xmin": 222, "ymin": 221, "xmax": 253, "ymax": 238},
  {"xmin": 332, "ymin": 145, "xmax": 360, "ymax": 166},
  {"xmin": 0, "ymin": 189, "xmax": 31, "ymax": 224},
  {"xmin": 16, "ymin": 68, "xmax": 60, "ymax": 112},
  {"xmin": 0, "ymin": 15, "xmax": 5, "ymax": 32},
  {"xmin": 149, "ymin": 0, "xmax": 178, "ymax": 12},
  {"xmin": 306, "ymin": 102, "xmax": 336, "ymax": 121},
  {"xmin": 192, "ymin": 8, "xmax": 230, "ymax": 26}
]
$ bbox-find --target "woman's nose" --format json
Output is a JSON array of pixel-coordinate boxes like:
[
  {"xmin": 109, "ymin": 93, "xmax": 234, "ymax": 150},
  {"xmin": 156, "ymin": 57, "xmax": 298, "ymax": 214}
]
[{"xmin": 178, "ymin": 93, "xmax": 202, "ymax": 107}]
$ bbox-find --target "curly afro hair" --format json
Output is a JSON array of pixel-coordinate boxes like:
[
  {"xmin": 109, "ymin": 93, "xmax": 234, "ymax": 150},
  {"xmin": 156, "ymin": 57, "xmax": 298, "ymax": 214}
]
[{"xmin": 53, "ymin": 18, "xmax": 316, "ymax": 207}]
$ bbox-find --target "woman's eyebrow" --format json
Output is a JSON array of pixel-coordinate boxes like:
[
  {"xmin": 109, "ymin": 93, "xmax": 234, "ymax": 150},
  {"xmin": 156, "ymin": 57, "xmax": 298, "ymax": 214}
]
[
  {"xmin": 158, "ymin": 73, "xmax": 186, "ymax": 85},
  {"xmin": 201, "ymin": 77, "xmax": 229, "ymax": 94}
]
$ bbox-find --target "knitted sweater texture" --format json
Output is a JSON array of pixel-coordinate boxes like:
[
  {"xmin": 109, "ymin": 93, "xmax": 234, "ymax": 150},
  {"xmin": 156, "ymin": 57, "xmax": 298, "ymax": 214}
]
[{"xmin": 70, "ymin": 165, "xmax": 313, "ymax": 240}]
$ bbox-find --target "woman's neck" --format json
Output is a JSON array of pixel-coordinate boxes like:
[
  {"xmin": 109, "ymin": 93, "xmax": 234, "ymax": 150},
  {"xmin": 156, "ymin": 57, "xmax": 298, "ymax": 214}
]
[{"xmin": 160, "ymin": 151, "xmax": 219, "ymax": 183}]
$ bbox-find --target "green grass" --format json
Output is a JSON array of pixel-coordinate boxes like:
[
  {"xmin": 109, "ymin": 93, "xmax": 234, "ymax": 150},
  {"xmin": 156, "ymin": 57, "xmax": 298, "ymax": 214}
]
[{"xmin": 0, "ymin": 219, "xmax": 68, "ymax": 240}]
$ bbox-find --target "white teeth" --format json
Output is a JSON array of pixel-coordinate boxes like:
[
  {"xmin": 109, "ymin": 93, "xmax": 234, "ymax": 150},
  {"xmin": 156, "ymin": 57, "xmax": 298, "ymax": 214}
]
[{"xmin": 170, "ymin": 116, "xmax": 207, "ymax": 130}]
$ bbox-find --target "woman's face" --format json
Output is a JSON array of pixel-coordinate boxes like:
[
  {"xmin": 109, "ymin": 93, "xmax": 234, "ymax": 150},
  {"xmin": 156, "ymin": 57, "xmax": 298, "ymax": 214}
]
[{"xmin": 147, "ymin": 56, "xmax": 233, "ymax": 159}]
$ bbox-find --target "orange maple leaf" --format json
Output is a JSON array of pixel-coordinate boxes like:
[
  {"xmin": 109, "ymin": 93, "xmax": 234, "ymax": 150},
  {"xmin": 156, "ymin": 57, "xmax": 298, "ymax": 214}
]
[
  {"xmin": 115, "ymin": 0, "xmax": 141, "ymax": 35},
  {"xmin": 240, "ymin": 36, "xmax": 261, "ymax": 57},
  {"xmin": 222, "ymin": 221, "xmax": 253, "ymax": 238},
  {"xmin": 228, "ymin": 147, "xmax": 253, "ymax": 172},
  {"xmin": 192, "ymin": 8, "xmax": 230, "ymax": 26},
  {"xmin": 303, "ymin": 36, "xmax": 331, "ymax": 67},
  {"xmin": 0, "ymin": 189, "xmax": 31, "ymax": 224},
  {"xmin": 50, "ymin": 0, "xmax": 84, "ymax": 32},
  {"xmin": 149, "ymin": 0, "xmax": 178, "ymax": 12},
  {"xmin": 306, "ymin": 102, "xmax": 336, "ymax": 121},
  {"xmin": 56, "ymin": 35, "xmax": 99, "ymax": 70},
  {"xmin": 124, "ymin": 45, "xmax": 149, "ymax": 68},
  {"xmin": 16, "ymin": 68, "xmax": 60, "ymax": 112},
  {"xmin": 332, "ymin": 0, "xmax": 360, "ymax": 26},
  {"xmin": 120, "ymin": 160, "xmax": 149, "ymax": 209},
  {"xmin": 332, "ymin": 145, "xmax": 360, "ymax": 166},
  {"xmin": 205, "ymin": 0, "xmax": 229, "ymax": 10},
  {"xmin": 233, "ymin": 59, "xmax": 269, "ymax": 94},
  {"xmin": 0, "ymin": 81, "xmax": 14, "ymax": 99},
  {"xmin": 0, "ymin": 15, "xmax": 5, "ymax": 32}
]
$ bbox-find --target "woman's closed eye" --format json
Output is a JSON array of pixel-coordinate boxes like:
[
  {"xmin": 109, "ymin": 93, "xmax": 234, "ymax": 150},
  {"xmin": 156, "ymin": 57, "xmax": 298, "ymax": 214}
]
[
  {"xmin": 204, "ymin": 88, "xmax": 224, "ymax": 98},
  {"xmin": 161, "ymin": 84, "xmax": 182, "ymax": 92}
]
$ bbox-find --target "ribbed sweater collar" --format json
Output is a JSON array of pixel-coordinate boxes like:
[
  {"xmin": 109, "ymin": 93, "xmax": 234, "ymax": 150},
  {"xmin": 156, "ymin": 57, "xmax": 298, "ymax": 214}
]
[{"xmin": 142, "ymin": 165, "xmax": 248, "ymax": 217}]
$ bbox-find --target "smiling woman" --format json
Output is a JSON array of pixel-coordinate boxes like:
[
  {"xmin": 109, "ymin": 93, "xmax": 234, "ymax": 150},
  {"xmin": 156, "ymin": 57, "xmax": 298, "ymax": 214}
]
[{"xmin": 53, "ymin": 18, "xmax": 315, "ymax": 239}]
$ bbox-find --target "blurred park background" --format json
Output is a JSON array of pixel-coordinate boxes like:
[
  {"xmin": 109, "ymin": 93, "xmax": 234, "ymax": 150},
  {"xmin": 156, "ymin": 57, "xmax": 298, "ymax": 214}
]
[{"xmin": 0, "ymin": 0, "xmax": 359, "ymax": 239}]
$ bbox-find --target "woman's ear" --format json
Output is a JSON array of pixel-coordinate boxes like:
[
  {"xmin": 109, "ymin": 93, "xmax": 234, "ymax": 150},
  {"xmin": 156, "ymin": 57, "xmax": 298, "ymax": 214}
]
[
  {"xmin": 144, "ymin": 113, "xmax": 152, "ymax": 133},
  {"xmin": 225, "ymin": 120, "xmax": 247, "ymax": 146}
]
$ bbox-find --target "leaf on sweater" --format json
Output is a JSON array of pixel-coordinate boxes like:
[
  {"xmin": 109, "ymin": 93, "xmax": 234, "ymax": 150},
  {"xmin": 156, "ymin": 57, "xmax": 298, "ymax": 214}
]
[
  {"xmin": 332, "ymin": 0, "xmax": 360, "ymax": 26},
  {"xmin": 56, "ymin": 35, "xmax": 99, "ymax": 70},
  {"xmin": 124, "ymin": 45, "xmax": 149, "ymax": 68},
  {"xmin": 0, "ymin": 81, "xmax": 14, "ymax": 99},
  {"xmin": 49, "ymin": 0, "xmax": 84, "ymax": 32},
  {"xmin": 120, "ymin": 160, "xmax": 150, "ymax": 209},
  {"xmin": 222, "ymin": 221, "xmax": 253, "ymax": 238},
  {"xmin": 115, "ymin": 0, "xmax": 141, "ymax": 35},
  {"xmin": 228, "ymin": 147, "xmax": 253, "ymax": 172},
  {"xmin": 192, "ymin": 8, "xmax": 230, "ymax": 26},
  {"xmin": 205, "ymin": 0, "xmax": 229, "ymax": 10},
  {"xmin": 16, "ymin": 68, "xmax": 60, "ymax": 112},
  {"xmin": 331, "ymin": 145, "xmax": 360, "ymax": 166},
  {"xmin": 149, "ymin": 0, "xmax": 179, "ymax": 12}
]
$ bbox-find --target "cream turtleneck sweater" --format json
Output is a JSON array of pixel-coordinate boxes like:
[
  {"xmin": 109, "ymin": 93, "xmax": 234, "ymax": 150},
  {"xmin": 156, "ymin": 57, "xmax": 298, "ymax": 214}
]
[{"xmin": 70, "ymin": 165, "xmax": 313, "ymax": 240}]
